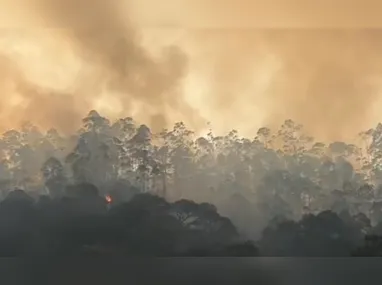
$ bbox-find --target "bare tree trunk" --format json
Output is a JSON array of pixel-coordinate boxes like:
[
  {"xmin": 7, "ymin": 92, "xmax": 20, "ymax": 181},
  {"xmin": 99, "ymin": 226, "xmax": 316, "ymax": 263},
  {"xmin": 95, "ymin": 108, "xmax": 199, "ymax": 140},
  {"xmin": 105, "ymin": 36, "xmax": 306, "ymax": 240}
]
[
  {"xmin": 162, "ymin": 169, "xmax": 167, "ymax": 199},
  {"xmin": 162, "ymin": 153, "xmax": 168, "ymax": 199}
]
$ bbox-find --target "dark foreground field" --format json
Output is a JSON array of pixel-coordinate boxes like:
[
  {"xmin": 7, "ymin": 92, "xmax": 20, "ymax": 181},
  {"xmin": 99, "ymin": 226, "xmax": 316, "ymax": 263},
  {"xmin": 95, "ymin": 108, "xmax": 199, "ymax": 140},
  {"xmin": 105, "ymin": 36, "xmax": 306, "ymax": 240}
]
[{"xmin": 3, "ymin": 258, "xmax": 382, "ymax": 285}]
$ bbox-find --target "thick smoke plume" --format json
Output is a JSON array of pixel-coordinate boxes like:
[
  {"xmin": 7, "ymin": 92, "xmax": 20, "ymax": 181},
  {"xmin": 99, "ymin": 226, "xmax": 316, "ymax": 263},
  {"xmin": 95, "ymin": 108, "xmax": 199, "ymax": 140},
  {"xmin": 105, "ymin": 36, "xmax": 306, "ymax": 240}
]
[
  {"xmin": 188, "ymin": 30, "xmax": 382, "ymax": 140},
  {"xmin": 173, "ymin": 0, "xmax": 382, "ymax": 140},
  {"xmin": 0, "ymin": 0, "xmax": 204, "ymax": 133},
  {"xmin": 1, "ymin": 0, "xmax": 382, "ymax": 141},
  {"xmin": 0, "ymin": 54, "xmax": 86, "ymax": 133}
]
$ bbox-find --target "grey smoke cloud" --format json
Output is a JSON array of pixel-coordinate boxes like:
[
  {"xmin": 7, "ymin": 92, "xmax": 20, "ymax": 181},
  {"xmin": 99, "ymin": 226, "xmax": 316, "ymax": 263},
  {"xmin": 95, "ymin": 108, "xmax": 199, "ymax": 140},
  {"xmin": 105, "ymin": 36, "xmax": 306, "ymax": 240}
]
[{"xmin": 0, "ymin": 0, "xmax": 382, "ymax": 142}]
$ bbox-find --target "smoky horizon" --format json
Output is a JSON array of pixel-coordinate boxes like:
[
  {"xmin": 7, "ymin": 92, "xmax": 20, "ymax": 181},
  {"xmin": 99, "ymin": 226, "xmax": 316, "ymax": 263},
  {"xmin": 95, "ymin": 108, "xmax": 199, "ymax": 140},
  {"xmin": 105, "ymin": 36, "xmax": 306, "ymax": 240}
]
[{"xmin": 0, "ymin": 1, "xmax": 380, "ymax": 142}]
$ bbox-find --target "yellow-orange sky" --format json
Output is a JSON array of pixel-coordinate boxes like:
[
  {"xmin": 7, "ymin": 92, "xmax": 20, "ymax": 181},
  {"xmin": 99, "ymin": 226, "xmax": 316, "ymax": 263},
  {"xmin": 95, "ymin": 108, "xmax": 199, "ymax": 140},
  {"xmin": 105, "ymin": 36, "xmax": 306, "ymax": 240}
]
[{"xmin": 0, "ymin": 0, "xmax": 382, "ymax": 141}]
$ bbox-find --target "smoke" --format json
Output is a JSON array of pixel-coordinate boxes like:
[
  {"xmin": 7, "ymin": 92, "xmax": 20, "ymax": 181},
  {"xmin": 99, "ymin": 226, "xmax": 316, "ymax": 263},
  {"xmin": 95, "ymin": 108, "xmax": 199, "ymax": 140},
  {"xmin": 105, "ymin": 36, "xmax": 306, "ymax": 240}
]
[
  {"xmin": 1, "ymin": 0, "xmax": 382, "ymax": 141},
  {"xmin": 184, "ymin": 29, "xmax": 382, "ymax": 141},
  {"xmin": 165, "ymin": 0, "xmax": 382, "ymax": 141},
  {"xmin": 263, "ymin": 30, "xmax": 382, "ymax": 140},
  {"xmin": 0, "ymin": 0, "xmax": 204, "ymax": 134},
  {"xmin": 0, "ymin": 54, "xmax": 86, "ymax": 133},
  {"xmin": 183, "ymin": 0, "xmax": 382, "ymax": 29}
]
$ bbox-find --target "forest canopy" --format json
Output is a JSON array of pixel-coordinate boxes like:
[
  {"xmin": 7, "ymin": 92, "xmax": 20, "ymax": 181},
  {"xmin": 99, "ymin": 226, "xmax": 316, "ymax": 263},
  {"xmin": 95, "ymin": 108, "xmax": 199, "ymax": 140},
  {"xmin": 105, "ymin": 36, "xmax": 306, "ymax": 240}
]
[{"xmin": 1, "ymin": 110, "xmax": 382, "ymax": 256}]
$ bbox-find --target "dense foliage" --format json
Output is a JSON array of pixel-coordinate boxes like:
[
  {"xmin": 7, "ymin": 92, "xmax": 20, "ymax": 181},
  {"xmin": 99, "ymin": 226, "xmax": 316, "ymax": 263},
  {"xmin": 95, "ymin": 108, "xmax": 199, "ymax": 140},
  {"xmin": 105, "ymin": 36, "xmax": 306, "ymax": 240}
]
[{"xmin": 1, "ymin": 110, "xmax": 382, "ymax": 255}]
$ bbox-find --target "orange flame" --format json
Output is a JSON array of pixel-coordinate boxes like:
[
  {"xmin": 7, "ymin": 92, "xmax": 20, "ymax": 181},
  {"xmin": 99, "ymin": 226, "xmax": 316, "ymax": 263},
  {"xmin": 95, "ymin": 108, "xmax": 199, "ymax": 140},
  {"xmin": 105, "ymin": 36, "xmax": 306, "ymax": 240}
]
[{"xmin": 105, "ymin": 195, "xmax": 112, "ymax": 204}]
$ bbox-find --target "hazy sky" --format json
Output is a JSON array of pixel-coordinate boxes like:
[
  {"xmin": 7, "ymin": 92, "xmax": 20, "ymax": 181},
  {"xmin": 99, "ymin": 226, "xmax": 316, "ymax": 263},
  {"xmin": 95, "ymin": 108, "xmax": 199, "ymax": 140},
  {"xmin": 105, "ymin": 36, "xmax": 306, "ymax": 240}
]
[
  {"xmin": 130, "ymin": 0, "xmax": 382, "ymax": 28},
  {"xmin": 0, "ymin": 0, "xmax": 381, "ymax": 141}
]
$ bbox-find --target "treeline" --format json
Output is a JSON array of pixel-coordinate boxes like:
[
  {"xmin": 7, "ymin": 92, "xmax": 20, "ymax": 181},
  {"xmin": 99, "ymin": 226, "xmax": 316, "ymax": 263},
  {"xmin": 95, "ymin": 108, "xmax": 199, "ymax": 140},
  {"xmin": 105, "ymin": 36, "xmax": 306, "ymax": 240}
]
[
  {"xmin": 1, "ymin": 111, "xmax": 382, "ymax": 255},
  {"xmin": 0, "ymin": 185, "xmax": 380, "ymax": 256},
  {"xmin": 0, "ymin": 186, "xmax": 258, "ymax": 256}
]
